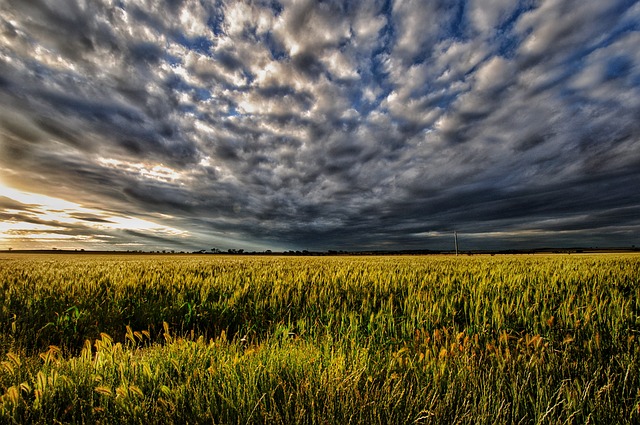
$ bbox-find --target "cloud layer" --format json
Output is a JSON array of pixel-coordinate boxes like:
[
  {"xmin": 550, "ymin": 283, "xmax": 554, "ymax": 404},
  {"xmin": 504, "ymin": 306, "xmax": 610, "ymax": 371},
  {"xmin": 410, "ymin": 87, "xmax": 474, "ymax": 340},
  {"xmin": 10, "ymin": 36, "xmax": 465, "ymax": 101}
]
[{"xmin": 1, "ymin": 0, "xmax": 639, "ymax": 251}]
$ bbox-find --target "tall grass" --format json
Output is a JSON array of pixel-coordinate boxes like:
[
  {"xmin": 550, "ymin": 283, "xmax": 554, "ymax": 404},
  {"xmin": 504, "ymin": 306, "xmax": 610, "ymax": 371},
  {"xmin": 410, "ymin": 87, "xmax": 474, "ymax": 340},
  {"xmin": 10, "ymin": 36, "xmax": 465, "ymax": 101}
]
[{"xmin": 1, "ymin": 254, "xmax": 639, "ymax": 423}]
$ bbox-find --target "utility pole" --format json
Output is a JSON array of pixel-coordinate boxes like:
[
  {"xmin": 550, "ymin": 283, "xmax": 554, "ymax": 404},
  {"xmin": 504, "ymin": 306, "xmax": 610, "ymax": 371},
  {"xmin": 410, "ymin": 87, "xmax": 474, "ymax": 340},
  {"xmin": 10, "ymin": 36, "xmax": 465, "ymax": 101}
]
[{"xmin": 454, "ymin": 231, "xmax": 459, "ymax": 256}]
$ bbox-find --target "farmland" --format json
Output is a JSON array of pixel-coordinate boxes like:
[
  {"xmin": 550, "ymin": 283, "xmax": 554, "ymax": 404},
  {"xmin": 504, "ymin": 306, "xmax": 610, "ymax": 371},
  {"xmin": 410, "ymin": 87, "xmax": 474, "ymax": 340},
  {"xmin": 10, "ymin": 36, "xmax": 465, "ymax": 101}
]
[{"xmin": 1, "ymin": 253, "xmax": 639, "ymax": 424}]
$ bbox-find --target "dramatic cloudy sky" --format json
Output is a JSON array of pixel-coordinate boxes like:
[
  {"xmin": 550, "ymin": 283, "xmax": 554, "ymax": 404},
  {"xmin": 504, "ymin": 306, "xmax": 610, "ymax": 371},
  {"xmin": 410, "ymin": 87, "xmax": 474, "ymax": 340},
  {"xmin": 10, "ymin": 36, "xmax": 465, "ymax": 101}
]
[{"xmin": 1, "ymin": 0, "xmax": 639, "ymax": 252}]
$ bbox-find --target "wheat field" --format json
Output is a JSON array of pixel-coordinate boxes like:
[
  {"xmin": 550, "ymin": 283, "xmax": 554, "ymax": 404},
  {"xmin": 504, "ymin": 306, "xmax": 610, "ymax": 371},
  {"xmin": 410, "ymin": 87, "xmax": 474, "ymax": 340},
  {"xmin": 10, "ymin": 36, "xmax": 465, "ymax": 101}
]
[{"xmin": 1, "ymin": 253, "xmax": 639, "ymax": 424}]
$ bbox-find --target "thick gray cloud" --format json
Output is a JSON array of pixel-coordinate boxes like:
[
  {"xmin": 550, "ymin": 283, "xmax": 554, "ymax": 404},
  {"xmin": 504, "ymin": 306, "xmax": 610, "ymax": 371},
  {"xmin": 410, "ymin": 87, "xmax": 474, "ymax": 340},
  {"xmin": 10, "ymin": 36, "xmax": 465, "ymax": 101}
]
[{"xmin": 0, "ymin": 0, "xmax": 639, "ymax": 251}]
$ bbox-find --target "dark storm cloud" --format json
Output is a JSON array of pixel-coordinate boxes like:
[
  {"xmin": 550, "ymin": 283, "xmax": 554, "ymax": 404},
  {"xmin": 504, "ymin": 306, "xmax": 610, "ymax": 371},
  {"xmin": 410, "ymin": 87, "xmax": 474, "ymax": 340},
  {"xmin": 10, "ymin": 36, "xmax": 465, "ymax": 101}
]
[
  {"xmin": 1, "ymin": 0, "xmax": 639, "ymax": 251},
  {"xmin": 0, "ymin": 206, "xmax": 111, "ymax": 242},
  {"xmin": 68, "ymin": 213, "xmax": 115, "ymax": 224},
  {"xmin": 0, "ymin": 196, "xmax": 37, "ymax": 212},
  {"xmin": 123, "ymin": 229, "xmax": 192, "ymax": 247}
]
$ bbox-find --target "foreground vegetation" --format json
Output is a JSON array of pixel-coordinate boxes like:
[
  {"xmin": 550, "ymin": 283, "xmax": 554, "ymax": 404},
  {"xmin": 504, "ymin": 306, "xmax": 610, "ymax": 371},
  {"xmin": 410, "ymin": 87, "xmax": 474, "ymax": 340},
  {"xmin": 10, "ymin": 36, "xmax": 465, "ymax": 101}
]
[{"xmin": 1, "ymin": 253, "xmax": 639, "ymax": 424}]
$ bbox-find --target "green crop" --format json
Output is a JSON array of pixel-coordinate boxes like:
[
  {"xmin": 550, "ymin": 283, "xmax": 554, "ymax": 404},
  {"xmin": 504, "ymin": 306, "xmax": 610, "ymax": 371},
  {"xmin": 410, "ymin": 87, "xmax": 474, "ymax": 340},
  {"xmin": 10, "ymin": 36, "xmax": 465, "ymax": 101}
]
[{"xmin": 1, "ymin": 253, "xmax": 639, "ymax": 423}]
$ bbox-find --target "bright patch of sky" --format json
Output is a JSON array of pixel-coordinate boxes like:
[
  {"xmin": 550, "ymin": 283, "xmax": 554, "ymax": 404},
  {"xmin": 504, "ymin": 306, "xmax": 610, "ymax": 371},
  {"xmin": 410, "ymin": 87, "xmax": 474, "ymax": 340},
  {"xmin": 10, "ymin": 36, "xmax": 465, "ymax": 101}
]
[{"xmin": 0, "ymin": 184, "xmax": 190, "ymax": 250}]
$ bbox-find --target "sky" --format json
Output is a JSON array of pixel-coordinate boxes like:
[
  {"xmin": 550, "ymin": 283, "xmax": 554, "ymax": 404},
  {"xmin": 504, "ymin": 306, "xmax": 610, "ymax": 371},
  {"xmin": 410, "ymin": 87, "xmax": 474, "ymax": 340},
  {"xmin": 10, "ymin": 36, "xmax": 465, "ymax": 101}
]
[{"xmin": 0, "ymin": 0, "xmax": 639, "ymax": 252}]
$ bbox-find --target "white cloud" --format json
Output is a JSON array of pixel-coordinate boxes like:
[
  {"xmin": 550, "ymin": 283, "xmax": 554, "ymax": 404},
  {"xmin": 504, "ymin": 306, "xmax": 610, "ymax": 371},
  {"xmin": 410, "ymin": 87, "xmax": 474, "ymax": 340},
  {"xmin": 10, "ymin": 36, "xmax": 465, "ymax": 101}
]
[
  {"xmin": 225, "ymin": 2, "xmax": 275, "ymax": 37},
  {"xmin": 468, "ymin": 0, "xmax": 518, "ymax": 34},
  {"xmin": 391, "ymin": 0, "xmax": 449, "ymax": 62},
  {"xmin": 177, "ymin": 0, "xmax": 211, "ymax": 38},
  {"xmin": 570, "ymin": 31, "xmax": 640, "ymax": 96},
  {"xmin": 474, "ymin": 56, "xmax": 515, "ymax": 92},
  {"xmin": 434, "ymin": 39, "xmax": 488, "ymax": 83},
  {"xmin": 319, "ymin": 48, "xmax": 359, "ymax": 80},
  {"xmin": 351, "ymin": 0, "xmax": 387, "ymax": 50},
  {"xmin": 273, "ymin": 0, "xmax": 351, "ymax": 56},
  {"xmin": 516, "ymin": 0, "xmax": 616, "ymax": 60}
]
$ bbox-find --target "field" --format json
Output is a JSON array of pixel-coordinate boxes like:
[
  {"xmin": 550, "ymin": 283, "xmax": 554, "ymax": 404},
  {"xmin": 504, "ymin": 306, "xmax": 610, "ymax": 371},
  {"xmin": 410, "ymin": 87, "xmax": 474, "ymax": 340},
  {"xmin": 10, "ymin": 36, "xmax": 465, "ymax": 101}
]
[{"xmin": 0, "ymin": 253, "xmax": 639, "ymax": 424}]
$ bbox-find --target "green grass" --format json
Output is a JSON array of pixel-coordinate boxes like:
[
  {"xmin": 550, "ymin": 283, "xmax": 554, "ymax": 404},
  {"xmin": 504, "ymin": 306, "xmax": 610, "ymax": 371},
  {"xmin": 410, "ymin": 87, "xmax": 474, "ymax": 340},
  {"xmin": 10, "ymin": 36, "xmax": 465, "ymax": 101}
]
[{"xmin": 1, "ymin": 254, "xmax": 639, "ymax": 423}]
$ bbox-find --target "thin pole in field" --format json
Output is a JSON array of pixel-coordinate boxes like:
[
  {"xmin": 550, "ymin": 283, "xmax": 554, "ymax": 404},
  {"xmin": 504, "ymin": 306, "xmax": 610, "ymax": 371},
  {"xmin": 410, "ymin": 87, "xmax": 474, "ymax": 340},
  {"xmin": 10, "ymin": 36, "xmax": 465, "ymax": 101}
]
[{"xmin": 454, "ymin": 231, "xmax": 458, "ymax": 256}]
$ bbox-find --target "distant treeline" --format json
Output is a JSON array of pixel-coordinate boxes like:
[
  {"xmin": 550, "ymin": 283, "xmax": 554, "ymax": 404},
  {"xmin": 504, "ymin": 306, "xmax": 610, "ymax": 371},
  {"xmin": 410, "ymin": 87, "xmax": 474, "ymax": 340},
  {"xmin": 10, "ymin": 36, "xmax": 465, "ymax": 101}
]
[{"xmin": 2, "ymin": 246, "xmax": 638, "ymax": 256}]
